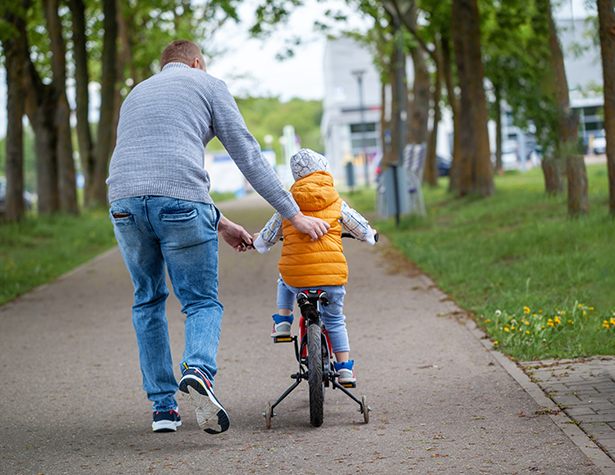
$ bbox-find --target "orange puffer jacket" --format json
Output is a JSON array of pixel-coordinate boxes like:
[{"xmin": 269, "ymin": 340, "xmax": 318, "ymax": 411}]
[{"xmin": 279, "ymin": 171, "xmax": 348, "ymax": 287}]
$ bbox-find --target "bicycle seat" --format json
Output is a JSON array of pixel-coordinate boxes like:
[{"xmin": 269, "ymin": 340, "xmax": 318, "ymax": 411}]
[{"xmin": 297, "ymin": 290, "xmax": 329, "ymax": 307}]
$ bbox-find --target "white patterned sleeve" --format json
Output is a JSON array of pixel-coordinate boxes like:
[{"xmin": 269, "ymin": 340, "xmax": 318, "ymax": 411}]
[
  {"xmin": 253, "ymin": 212, "xmax": 283, "ymax": 254},
  {"xmin": 340, "ymin": 201, "xmax": 375, "ymax": 245}
]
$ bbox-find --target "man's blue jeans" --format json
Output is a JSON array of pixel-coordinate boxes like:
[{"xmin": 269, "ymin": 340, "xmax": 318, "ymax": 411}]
[{"xmin": 110, "ymin": 196, "xmax": 222, "ymax": 412}]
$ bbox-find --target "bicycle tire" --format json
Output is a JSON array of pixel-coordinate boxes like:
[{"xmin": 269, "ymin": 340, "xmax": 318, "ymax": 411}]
[{"xmin": 307, "ymin": 323, "xmax": 324, "ymax": 427}]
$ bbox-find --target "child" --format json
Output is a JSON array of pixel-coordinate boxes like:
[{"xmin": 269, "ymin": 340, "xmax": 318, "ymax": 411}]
[{"xmin": 253, "ymin": 149, "xmax": 376, "ymax": 385}]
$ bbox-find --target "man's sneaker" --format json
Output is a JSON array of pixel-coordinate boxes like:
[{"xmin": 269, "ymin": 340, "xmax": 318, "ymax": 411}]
[
  {"xmin": 179, "ymin": 366, "xmax": 229, "ymax": 434},
  {"xmin": 335, "ymin": 360, "xmax": 357, "ymax": 386},
  {"xmin": 152, "ymin": 408, "xmax": 181, "ymax": 432},
  {"xmin": 271, "ymin": 314, "xmax": 293, "ymax": 338}
]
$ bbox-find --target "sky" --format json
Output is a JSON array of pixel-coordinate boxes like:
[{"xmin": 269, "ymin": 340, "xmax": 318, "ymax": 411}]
[{"xmin": 0, "ymin": 0, "xmax": 597, "ymax": 138}]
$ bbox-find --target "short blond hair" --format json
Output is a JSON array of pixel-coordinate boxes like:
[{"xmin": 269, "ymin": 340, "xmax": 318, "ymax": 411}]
[{"xmin": 161, "ymin": 40, "xmax": 204, "ymax": 68}]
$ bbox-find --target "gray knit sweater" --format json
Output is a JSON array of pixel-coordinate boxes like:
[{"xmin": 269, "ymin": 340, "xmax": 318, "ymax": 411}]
[{"xmin": 106, "ymin": 63, "xmax": 299, "ymax": 219}]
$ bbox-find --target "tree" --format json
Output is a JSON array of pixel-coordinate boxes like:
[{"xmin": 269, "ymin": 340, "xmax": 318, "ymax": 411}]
[
  {"xmin": 545, "ymin": 0, "xmax": 588, "ymax": 215},
  {"xmin": 91, "ymin": 0, "xmax": 117, "ymax": 206},
  {"xmin": 597, "ymin": 0, "xmax": 615, "ymax": 216},
  {"xmin": 451, "ymin": 0, "xmax": 493, "ymax": 196},
  {"xmin": 68, "ymin": 0, "xmax": 96, "ymax": 207},
  {"xmin": 44, "ymin": 0, "xmax": 78, "ymax": 214},
  {"xmin": 0, "ymin": 0, "xmax": 29, "ymax": 221}
]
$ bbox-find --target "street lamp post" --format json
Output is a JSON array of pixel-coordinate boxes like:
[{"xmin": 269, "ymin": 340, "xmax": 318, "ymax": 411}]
[{"xmin": 352, "ymin": 69, "xmax": 370, "ymax": 187}]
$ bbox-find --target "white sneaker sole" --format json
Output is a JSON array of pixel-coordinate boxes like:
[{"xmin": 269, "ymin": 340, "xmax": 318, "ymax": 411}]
[
  {"xmin": 180, "ymin": 376, "xmax": 230, "ymax": 434},
  {"xmin": 152, "ymin": 419, "xmax": 182, "ymax": 432}
]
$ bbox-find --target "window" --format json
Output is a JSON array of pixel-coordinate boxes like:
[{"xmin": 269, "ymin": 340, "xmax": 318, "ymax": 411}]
[{"xmin": 350, "ymin": 123, "xmax": 376, "ymax": 133}]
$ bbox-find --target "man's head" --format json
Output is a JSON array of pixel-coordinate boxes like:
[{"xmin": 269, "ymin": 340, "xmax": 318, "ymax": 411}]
[
  {"xmin": 161, "ymin": 40, "xmax": 206, "ymax": 71},
  {"xmin": 290, "ymin": 149, "xmax": 331, "ymax": 181}
]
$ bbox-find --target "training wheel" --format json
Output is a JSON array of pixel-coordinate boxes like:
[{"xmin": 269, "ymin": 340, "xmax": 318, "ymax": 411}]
[
  {"xmin": 264, "ymin": 401, "xmax": 273, "ymax": 429},
  {"xmin": 361, "ymin": 395, "xmax": 370, "ymax": 424}
]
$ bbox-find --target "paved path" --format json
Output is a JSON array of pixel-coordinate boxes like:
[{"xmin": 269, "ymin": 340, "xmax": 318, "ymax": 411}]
[
  {"xmin": 521, "ymin": 357, "xmax": 615, "ymax": 460},
  {"xmin": 1, "ymin": 195, "xmax": 613, "ymax": 474}
]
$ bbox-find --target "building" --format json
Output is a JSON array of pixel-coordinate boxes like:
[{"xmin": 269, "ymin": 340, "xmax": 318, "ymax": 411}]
[
  {"xmin": 322, "ymin": 14, "xmax": 604, "ymax": 178},
  {"xmin": 320, "ymin": 37, "xmax": 382, "ymax": 182}
]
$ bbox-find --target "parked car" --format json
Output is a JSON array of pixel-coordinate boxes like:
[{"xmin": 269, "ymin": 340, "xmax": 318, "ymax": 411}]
[
  {"xmin": 437, "ymin": 155, "xmax": 451, "ymax": 177},
  {"xmin": 0, "ymin": 177, "xmax": 35, "ymax": 213},
  {"xmin": 592, "ymin": 130, "xmax": 606, "ymax": 154}
]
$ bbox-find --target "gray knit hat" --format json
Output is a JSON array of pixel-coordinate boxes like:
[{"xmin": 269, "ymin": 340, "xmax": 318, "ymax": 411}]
[{"xmin": 290, "ymin": 149, "xmax": 331, "ymax": 181}]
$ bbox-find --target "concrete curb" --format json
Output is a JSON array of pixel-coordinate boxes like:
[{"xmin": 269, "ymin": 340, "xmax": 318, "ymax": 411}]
[{"xmin": 465, "ymin": 319, "xmax": 615, "ymax": 474}]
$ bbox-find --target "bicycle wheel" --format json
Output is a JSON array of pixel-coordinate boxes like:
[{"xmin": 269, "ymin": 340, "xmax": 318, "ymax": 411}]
[
  {"xmin": 264, "ymin": 401, "xmax": 273, "ymax": 430},
  {"xmin": 307, "ymin": 323, "xmax": 324, "ymax": 427}
]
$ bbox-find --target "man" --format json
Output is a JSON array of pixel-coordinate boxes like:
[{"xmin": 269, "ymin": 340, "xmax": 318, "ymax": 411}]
[{"xmin": 107, "ymin": 40, "xmax": 329, "ymax": 434}]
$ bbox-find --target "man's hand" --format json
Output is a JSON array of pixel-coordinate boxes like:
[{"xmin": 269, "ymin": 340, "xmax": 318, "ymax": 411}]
[
  {"xmin": 218, "ymin": 216, "xmax": 253, "ymax": 252},
  {"xmin": 288, "ymin": 212, "xmax": 330, "ymax": 242}
]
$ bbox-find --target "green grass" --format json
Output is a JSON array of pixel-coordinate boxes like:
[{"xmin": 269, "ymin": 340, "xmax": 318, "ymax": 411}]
[
  {"xmin": 0, "ymin": 208, "xmax": 117, "ymax": 306},
  {"xmin": 343, "ymin": 164, "xmax": 615, "ymax": 361},
  {"xmin": 0, "ymin": 192, "xmax": 236, "ymax": 307}
]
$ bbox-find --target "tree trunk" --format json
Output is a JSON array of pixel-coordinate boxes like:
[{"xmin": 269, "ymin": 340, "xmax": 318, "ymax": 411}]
[
  {"xmin": 451, "ymin": 0, "xmax": 494, "ymax": 197},
  {"xmin": 2, "ymin": 2, "xmax": 29, "ymax": 221},
  {"xmin": 547, "ymin": 0, "xmax": 588, "ymax": 214},
  {"xmin": 424, "ymin": 40, "xmax": 443, "ymax": 187},
  {"xmin": 69, "ymin": 0, "xmax": 96, "ymax": 207},
  {"xmin": 403, "ymin": 3, "xmax": 430, "ymax": 146},
  {"xmin": 44, "ymin": 0, "xmax": 78, "ymax": 215},
  {"xmin": 494, "ymin": 83, "xmax": 503, "ymax": 174},
  {"xmin": 92, "ymin": 0, "xmax": 118, "ymax": 206},
  {"xmin": 24, "ymin": 62, "xmax": 60, "ymax": 215},
  {"xmin": 381, "ymin": 76, "xmax": 394, "ymax": 167},
  {"xmin": 598, "ymin": 0, "xmax": 615, "ymax": 216},
  {"xmin": 541, "ymin": 157, "xmax": 565, "ymax": 195},
  {"xmin": 441, "ymin": 32, "xmax": 461, "ymax": 193},
  {"xmin": 385, "ymin": 19, "xmax": 407, "ymax": 169}
]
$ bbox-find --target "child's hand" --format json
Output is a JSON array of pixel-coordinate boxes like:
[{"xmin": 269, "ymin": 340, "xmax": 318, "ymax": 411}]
[{"xmin": 252, "ymin": 232, "xmax": 260, "ymax": 244}]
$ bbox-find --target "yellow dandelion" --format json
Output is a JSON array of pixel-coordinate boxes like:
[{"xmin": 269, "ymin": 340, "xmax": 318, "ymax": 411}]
[
  {"xmin": 524, "ymin": 321, "xmax": 530, "ymax": 325},
  {"xmin": 589, "ymin": 307, "xmax": 594, "ymax": 310},
  {"xmin": 485, "ymin": 319, "xmax": 491, "ymax": 323},
  {"xmin": 524, "ymin": 306, "xmax": 530, "ymax": 314},
  {"xmin": 538, "ymin": 310, "xmax": 543, "ymax": 313},
  {"xmin": 554, "ymin": 317, "xmax": 561, "ymax": 324},
  {"xmin": 547, "ymin": 322, "xmax": 554, "ymax": 327},
  {"xmin": 504, "ymin": 328, "xmax": 510, "ymax": 332},
  {"xmin": 526, "ymin": 330, "xmax": 530, "ymax": 335},
  {"xmin": 610, "ymin": 318, "xmax": 615, "ymax": 326},
  {"xmin": 493, "ymin": 341, "xmax": 499, "ymax": 345}
]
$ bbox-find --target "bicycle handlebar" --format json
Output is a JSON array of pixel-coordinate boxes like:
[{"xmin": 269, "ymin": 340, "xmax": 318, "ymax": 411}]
[
  {"xmin": 278, "ymin": 232, "xmax": 379, "ymax": 243},
  {"xmin": 342, "ymin": 232, "xmax": 379, "ymax": 243}
]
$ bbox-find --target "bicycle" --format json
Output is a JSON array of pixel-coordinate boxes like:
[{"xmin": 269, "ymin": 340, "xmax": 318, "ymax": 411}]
[{"xmin": 263, "ymin": 233, "xmax": 376, "ymax": 429}]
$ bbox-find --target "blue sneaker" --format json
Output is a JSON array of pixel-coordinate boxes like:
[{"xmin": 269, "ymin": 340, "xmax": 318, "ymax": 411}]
[
  {"xmin": 179, "ymin": 366, "xmax": 229, "ymax": 434},
  {"xmin": 152, "ymin": 408, "xmax": 181, "ymax": 432},
  {"xmin": 335, "ymin": 360, "xmax": 356, "ymax": 386},
  {"xmin": 271, "ymin": 314, "xmax": 294, "ymax": 338}
]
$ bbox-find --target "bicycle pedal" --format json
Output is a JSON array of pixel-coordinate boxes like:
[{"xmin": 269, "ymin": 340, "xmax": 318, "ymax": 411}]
[
  {"xmin": 340, "ymin": 382, "xmax": 357, "ymax": 389},
  {"xmin": 273, "ymin": 336, "xmax": 293, "ymax": 343}
]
